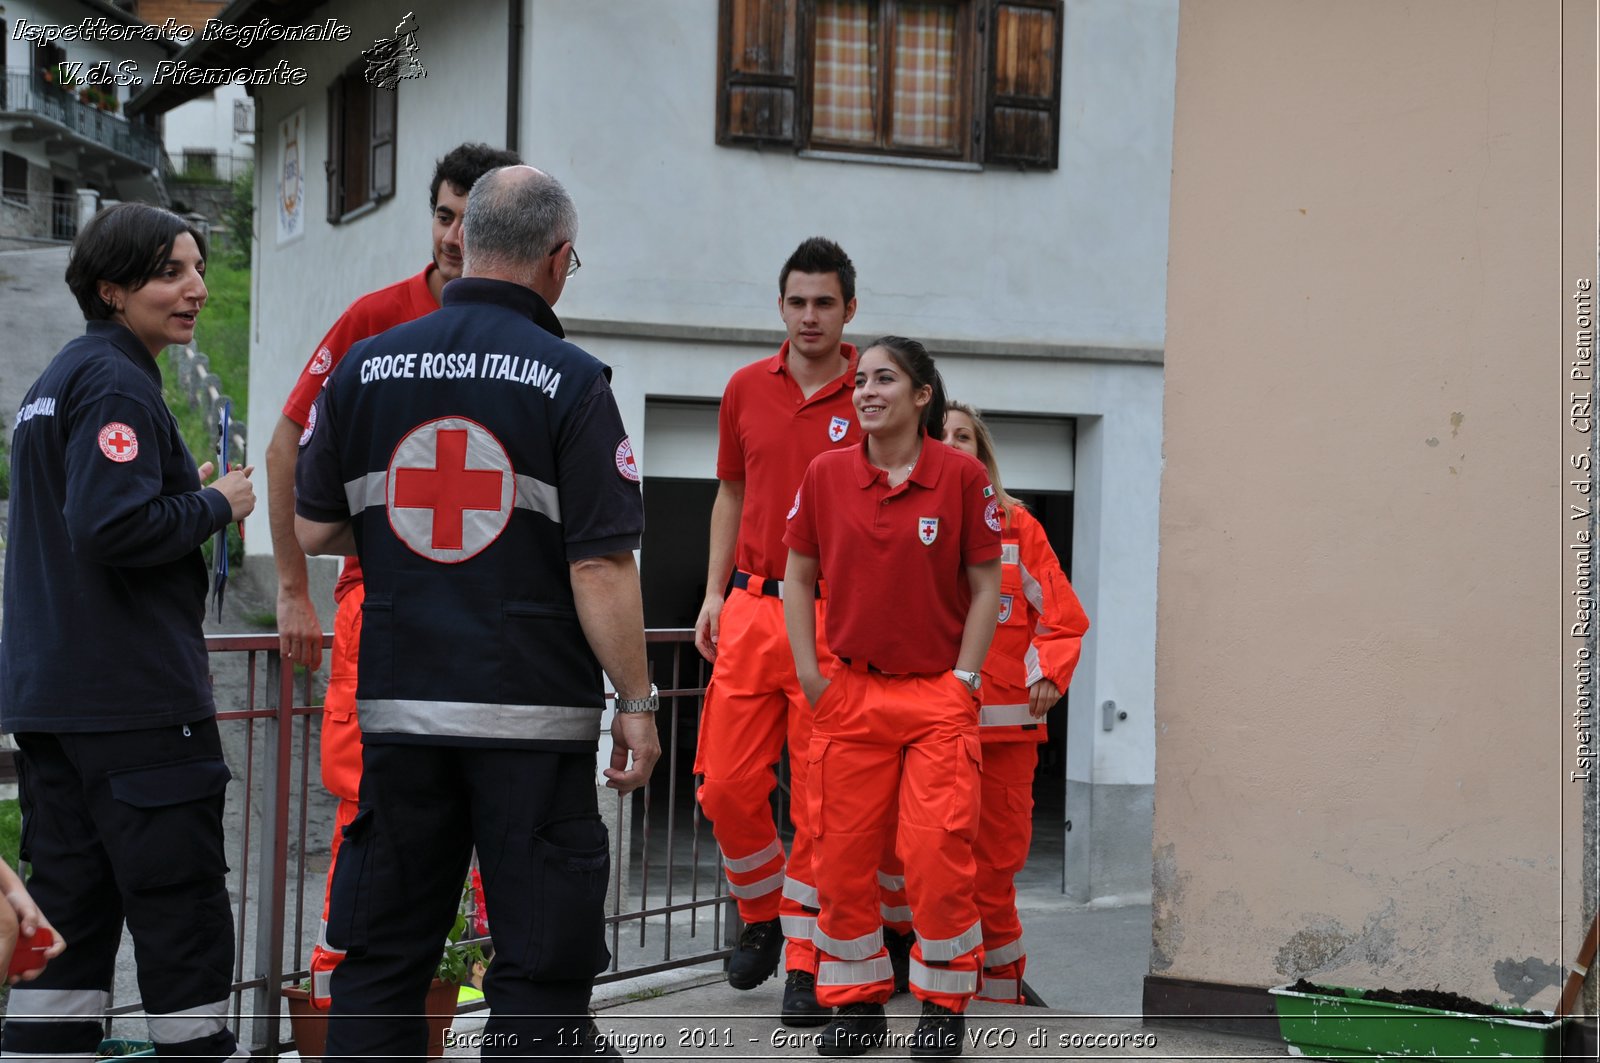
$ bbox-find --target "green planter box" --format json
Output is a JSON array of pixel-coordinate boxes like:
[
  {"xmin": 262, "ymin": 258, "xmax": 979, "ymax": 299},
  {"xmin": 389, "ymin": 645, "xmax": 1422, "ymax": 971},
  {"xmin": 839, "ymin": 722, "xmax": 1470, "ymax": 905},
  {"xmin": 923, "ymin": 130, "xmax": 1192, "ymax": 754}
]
[{"xmin": 1269, "ymin": 983, "xmax": 1567, "ymax": 1062}]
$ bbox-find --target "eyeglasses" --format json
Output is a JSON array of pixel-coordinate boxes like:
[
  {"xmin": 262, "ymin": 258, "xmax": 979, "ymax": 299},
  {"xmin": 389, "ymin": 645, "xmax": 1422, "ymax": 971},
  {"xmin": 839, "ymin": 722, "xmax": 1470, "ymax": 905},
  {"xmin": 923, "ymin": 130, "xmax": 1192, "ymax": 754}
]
[{"xmin": 550, "ymin": 241, "xmax": 580, "ymax": 278}]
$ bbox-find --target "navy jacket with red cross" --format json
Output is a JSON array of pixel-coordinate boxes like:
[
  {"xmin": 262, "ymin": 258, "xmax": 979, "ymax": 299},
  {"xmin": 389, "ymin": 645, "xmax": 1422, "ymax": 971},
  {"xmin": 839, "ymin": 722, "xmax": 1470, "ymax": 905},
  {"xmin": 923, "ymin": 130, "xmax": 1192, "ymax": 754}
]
[
  {"xmin": 295, "ymin": 278, "xmax": 644, "ymax": 751},
  {"xmin": 1, "ymin": 322, "xmax": 234, "ymax": 732}
]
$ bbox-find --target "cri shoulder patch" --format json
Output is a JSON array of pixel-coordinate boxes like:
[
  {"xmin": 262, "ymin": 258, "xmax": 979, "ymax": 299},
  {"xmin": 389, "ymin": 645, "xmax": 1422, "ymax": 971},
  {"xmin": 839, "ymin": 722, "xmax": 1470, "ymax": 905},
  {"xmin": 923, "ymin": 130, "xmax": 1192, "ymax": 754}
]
[
  {"xmin": 298, "ymin": 403, "xmax": 318, "ymax": 446},
  {"xmin": 984, "ymin": 498, "xmax": 1003, "ymax": 532},
  {"xmin": 787, "ymin": 489, "xmax": 802, "ymax": 520},
  {"xmin": 309, "ymin": 346, "xmax": 334, "ymax": 375},
  {"xmin": 615, "ymin": 437, "xmax": 641, "ymax": 482},
  {"xmin": 97, "ymin": 422, "xmax": 138, "ymax": 462}
]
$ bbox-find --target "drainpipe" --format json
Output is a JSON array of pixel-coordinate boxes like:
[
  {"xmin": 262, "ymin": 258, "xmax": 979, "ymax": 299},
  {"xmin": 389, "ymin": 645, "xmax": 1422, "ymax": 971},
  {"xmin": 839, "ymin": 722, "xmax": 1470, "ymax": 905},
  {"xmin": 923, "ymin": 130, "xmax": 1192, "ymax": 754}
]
[{"xmin": 506, "ymin": 0, "xmax": 523, "ymax": 153}]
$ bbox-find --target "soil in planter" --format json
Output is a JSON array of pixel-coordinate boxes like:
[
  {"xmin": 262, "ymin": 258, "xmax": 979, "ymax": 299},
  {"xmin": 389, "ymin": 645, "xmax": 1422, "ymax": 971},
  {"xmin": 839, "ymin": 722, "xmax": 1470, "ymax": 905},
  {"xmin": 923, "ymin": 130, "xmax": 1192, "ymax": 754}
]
[{"xmin": 1288, "ymin": 978, "xmax": 1556, "ymax": 1023}]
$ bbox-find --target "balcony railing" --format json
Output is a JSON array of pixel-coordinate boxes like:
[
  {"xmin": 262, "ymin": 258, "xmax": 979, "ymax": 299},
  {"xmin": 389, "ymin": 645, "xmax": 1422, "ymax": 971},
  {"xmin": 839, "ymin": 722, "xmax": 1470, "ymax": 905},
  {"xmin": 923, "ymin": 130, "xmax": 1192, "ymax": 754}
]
[{"xmin": 1, "ymin": 69, "xmax": 161, "ymax": 169}]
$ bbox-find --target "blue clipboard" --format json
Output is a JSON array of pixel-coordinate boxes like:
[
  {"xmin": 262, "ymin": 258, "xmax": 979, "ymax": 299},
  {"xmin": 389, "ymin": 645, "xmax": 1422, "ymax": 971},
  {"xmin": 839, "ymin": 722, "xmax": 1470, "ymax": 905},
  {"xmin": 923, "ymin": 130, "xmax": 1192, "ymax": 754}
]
[{"xmin": 212, "ymin": 400, "xmax": 230, "ymax": 623}]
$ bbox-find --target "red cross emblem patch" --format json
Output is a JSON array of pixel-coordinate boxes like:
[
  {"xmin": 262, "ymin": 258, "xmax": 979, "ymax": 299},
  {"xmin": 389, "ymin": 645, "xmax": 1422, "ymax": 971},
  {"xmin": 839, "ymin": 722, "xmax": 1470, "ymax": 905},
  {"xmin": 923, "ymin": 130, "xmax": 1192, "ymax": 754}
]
[
  {"xmin": 828, "ymin": 416, "xmax": 849, "ymax": 443},
  {"xmin": 310, "ymin": 346, "xmax": 333, "ymax": 375},
  {"xmin": 614, "ymin": 437, "xmax": 641, "ymax": 482},
  {"xmin": 997, "ymin": 594, "xmax": 1014, "ymax": 623},
  {"xmin": 386, "ymin": 417, "xmax": 513, "ymax": 563},
  {"xmin": 97, "ymin": 422, "xmax": 138, "ymax": 462},
  {"xmin": 298, "ymin": 403, "xmax": 318, "ymax": 446},
  {"xmin": 917, "ymin": 517, "xmax": 939, "ymax": 546}
]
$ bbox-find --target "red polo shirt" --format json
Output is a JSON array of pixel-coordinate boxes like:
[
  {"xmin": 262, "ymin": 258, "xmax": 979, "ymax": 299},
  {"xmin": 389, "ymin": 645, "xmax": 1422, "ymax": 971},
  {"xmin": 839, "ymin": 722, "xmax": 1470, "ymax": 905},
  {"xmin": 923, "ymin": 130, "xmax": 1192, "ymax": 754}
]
[
  {"xmin": 282, "ymin": 264, "xmax": 439, "ymax": 600},
  {"xmin": 785, "ymin": 437, "xmax": 1001, "ymax": 674},
  {"xmin": 716, "ymin": 342, "xmax": 858, "ymax": 581}
]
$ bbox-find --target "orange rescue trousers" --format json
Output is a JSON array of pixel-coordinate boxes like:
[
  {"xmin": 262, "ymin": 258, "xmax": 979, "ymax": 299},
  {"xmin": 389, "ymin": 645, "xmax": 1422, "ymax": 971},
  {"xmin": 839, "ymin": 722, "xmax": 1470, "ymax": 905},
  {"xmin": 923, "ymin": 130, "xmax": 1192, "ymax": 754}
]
[
  {"xmin": 695, "ymin": 585, "xmax": 826, "ymax": 973},
  {"xmin": 308, "ymin": 584, "xmax": 363, "ymax": 1007},
  {"xmin": 808, "ymin": 663, "xmax": 983, "ymax": 1013}
]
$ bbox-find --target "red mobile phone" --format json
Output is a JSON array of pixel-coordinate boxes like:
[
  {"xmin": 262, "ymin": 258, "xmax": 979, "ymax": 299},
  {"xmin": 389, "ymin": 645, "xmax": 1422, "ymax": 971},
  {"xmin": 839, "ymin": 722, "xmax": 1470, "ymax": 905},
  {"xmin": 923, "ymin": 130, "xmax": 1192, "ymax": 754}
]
[{"xmin": 7, "ymin": 926, "xmax": 52, "ymax": 978}]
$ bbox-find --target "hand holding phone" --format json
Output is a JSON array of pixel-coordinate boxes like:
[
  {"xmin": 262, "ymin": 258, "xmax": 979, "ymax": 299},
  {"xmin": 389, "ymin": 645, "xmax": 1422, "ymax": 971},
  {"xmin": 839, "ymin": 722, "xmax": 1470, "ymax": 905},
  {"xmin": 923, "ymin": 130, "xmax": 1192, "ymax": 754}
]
[{"xmin": 7, "ymin": 925, "xmax": 53, "ymax": 979}]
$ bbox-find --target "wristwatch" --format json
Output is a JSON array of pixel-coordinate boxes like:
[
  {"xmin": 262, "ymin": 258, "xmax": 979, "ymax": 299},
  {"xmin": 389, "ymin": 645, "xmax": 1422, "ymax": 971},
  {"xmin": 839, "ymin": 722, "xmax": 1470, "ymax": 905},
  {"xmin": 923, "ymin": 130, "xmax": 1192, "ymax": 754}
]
[
  {"xmin": 952, "ymin": 669, "xmax": 982, "ymax": 694},
  {"xmin": 614, "ymin": 683, "xmax": 660, "ymax": 714}
]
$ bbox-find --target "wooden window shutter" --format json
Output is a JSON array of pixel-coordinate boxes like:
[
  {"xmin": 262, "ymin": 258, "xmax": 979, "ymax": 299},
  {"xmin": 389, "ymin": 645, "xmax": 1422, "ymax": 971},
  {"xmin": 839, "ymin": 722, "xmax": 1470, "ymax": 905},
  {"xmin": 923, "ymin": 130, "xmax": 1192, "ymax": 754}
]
[
  {"xmin": 982, "ymin": 0, "xmax": 1063, "ymax": 169},
  {"xmin": 717, "ymin": 0, "xmax": 800, "ymax": 147},
  {"xmin": 369, "ymin": 84, "xmax": 396, "ymax": 201},
  {"xmin": 325, "ymin": 78, "xmax": 344, "ymax": 222}
]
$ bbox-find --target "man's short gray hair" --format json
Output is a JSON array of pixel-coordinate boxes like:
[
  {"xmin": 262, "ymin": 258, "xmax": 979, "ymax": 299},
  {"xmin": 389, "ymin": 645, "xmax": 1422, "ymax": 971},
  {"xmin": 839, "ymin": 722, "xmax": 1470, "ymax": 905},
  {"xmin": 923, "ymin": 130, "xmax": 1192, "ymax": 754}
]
[{"xmin": 462, "ymin": 166, "xmax": 577, "ymax": 278}]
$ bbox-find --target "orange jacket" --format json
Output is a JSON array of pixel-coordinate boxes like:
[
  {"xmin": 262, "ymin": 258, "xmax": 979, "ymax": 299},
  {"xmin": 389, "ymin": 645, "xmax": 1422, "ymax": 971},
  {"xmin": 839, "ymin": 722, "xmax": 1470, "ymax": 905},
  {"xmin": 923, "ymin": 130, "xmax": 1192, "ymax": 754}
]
[{"xmin": 978, "ymin": 505, "xmax": 1089, "ymax": 743}]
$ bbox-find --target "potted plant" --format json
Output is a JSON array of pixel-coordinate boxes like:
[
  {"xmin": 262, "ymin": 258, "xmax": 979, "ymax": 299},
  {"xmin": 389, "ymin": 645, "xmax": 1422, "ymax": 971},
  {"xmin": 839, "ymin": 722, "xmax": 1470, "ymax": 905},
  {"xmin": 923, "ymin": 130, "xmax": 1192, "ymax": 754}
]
[{"xmin": 282, "ymin": 878, "xmax": 489, "ymax": 1061}]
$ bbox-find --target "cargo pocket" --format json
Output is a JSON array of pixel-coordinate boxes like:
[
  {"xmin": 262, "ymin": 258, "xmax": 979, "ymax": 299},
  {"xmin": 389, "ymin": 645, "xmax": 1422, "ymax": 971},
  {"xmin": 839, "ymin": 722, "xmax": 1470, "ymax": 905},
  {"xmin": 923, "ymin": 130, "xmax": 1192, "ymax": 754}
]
[
  {"xmin": 942, "ymin": 734, "xmax": 983, "ymax": 840},
  {"xmin": 105, "ymin": 756, "xmax": 231, "ymax": 891},
  {"xmin": 806, "ymin": 737, "xmax": 831, "ymax": 841},
  {"xmin": 324, "ymin": 808, "xmax": 376, "ymax": 955},
  {"xmin": 502, "ymin": 602, "xmax": 591, "ymax": 706},
  {"xmin": 525, "ymin": 815, "xmax": 611, "ymax": 978}
]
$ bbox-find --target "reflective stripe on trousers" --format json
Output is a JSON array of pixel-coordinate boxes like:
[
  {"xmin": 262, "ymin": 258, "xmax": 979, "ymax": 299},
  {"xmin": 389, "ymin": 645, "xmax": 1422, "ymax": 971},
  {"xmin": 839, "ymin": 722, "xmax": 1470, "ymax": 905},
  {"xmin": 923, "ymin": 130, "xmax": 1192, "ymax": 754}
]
[
  {"xmin": 918, "ymin": 920, "xmax": 982, "ymax": 962},
  {"xmin": 726, "ymin": 869, "xmax": 784, "ymax": 900},
  {"xmin": 984, "ymin": 935, "xmax": 1025, "ymax": 968},
  {"xmin": 722, "ymin": 838, "xmax": 782, "ymax": 874},
  {"xmin": 818, "ymin": 955, "xmax": 895, "ymax": 989},
  {"xmin": 815, "ymin": 926, "xmax": 883, "ymax": 962},
  {"xmin": 910, "ymin": 959, "xmax": 979, "ymax": 996}
]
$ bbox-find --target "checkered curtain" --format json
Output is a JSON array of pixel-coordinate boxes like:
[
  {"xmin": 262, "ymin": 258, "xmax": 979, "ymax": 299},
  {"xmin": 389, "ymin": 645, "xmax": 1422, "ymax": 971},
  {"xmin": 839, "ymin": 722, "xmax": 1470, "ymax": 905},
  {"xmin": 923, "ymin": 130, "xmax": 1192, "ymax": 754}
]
[
  {"xmin": 891, "ymin": 3, "xmax": 958, "ymax": 149},
  {"xmin": 813, "ymin": 0, "xmax": 878, "ymax": 144}
]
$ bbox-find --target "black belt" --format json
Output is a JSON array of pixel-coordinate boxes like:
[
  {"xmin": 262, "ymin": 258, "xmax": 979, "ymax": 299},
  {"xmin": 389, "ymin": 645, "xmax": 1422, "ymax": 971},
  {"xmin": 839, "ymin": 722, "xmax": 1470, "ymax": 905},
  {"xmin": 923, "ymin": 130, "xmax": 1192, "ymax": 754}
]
[{"xmin": 732, "ymin": 570, "xmax": 821, "ymax": 600}]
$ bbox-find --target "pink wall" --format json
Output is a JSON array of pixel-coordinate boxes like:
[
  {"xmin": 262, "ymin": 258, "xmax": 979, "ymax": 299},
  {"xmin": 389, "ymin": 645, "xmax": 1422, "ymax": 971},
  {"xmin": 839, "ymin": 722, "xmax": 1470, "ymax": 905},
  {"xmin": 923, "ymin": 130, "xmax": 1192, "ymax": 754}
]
[{"xmin": 1155, "ymin": 0, "xmax": 1594, "ymax": 1008}]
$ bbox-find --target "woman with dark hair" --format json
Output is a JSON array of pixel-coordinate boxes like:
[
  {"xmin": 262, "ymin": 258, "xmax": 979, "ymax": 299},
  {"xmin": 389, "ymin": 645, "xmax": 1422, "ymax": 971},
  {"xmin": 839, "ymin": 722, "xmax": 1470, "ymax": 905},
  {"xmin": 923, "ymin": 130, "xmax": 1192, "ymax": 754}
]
[
  {"xmin": 942, "ymin": 401, "xmax": 1089, "ymax": 1006},
  {"xmin": 0, "ymin": 202, "xmax": 254, "ymax": 1061},
  {"xmin": 784, "ymin": 336, "xmax": 1001, "ymax": 1058}
]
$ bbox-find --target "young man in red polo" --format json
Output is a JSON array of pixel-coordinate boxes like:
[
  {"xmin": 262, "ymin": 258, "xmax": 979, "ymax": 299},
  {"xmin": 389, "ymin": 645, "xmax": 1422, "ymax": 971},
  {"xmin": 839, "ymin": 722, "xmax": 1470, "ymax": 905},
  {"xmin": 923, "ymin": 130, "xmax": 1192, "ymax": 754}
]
[
  {"xmin": 695, "ymin": 238, "xmax": 915, "ymax": 1024},
  {"xmin": 264, "ymin": 141, "xmax": 519, "ymax": 1007}
]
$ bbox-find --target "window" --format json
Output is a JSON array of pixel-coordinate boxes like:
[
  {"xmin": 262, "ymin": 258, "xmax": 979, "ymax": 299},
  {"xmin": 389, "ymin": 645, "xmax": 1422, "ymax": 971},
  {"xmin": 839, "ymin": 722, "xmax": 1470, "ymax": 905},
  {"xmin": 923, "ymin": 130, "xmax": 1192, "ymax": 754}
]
[
  {"xmin": 2, "ymin": 152, "xmax": 28, "ymax": 206},
  {"xmin": 183, "ymin": 149, "xmax": 217, "ymax": 179},
  {"xmin": 325, "ymin": 62, "xmax": 395, "ymax": 222},
  {"xmin": 717, "ymin": 0, "xmax": 1063, "ymax": 169}
]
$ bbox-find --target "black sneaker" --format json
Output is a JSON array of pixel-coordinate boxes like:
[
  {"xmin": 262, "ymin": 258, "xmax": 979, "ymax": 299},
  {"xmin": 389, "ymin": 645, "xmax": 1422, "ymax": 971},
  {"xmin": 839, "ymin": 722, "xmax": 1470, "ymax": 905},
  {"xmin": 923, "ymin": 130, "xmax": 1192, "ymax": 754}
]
[
  {"xmin": 727, "ymin": 918, "xmax": 784, "ymax": 990},
  {"xmin": 816, "ymin": 1002, "xmax": 888, "ymax": 1056},
  {"xmin": 884, "ymin": 928, "xmax": 915, "ymax": 995},
  {"xmin": 781, "ymin": 969, "xmax": 831, "ymax": 1027},
  {"xmin": 910, "ymin": 1000, "xmax": 965, "ymax": 1059}
]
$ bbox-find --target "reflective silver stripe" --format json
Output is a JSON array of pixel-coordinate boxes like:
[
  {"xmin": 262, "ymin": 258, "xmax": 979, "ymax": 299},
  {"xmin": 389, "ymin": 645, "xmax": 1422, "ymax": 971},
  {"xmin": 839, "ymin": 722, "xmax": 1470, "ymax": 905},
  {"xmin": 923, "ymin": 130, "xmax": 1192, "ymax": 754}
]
[
  {"xmin": 343, "ymin": 471, "xmax": 561, "ymax": 524},
  {"xmin": 315, "ymin": 918, "xmax": 346, "ymax": 954},
  {"xmin": 726, "ymin": 870, "xmax": 784, "ymax": 900},
  {"xmin": 910, "ymin": 958, "xmax": 978, "ymax": 996},
  {"xmin": 879, "ymin": 903, "xmax": 912, "ymax": 923},
  {"xmin": 984, "ymin": 936, "xmax": 1026, "ymax": 968},
  {"xmin": 3, "ymin": 988, "xmax": 110, "ymax": 1020},
  {"xmin": 722, "ymin": 838, "xmax": 782, "ymax": 874},
  {"xmin": 817, "ymin": 955, "xmax": 894, "ymax": 988},
  {"xmin": 146, "ymin": 999, "xmax": 229, "ymax": 1043},
  {"xmin": 344, "ymin": 471, "xmax": 386, "ymax": 515},
  {"xmin": 358, "ymin": 699, "xmax": 601, "ymax": 742},
  {"xmin": 1023, "ymin": 643, "xmax": 1044, "ymax": 688},
  {"xmin": 781, "ymin": 914, "xmax": 818, "ymax": 940},
  {"xmin": 311, "ymin": 968, "xmax": 333, "ymax": 1001},
  {"xmin": 917, "ymin": 920, "xmax": 982, "ymax": 962},
  {"xmin": 979, "ymin": 703, "xmax": 1033, "ymax": 728},
  {"xmin": 876, "ymin": 870, "xmax": 905, "ymax": 891},
  {"xmin": 1000, "ymin": 543, "xmax": 1020, "ymax": 565},
  {"xmin": 815, "ymin": 926, "xmax": 882, "ymax": 962},
  {"xmin": 1017, "ymin": 557, "xmax": 1044, "ymax": 614},
  {"xmin": 977, "ymin": 977, "xmax": 1020, "ymax": 1002},
  {"xmin": 782, "ymin": 876, "xmax": 819, "ymax": 907},
  {"xmin": 512, "ymin": 473, "xmax": 562, "ymax": 522}
]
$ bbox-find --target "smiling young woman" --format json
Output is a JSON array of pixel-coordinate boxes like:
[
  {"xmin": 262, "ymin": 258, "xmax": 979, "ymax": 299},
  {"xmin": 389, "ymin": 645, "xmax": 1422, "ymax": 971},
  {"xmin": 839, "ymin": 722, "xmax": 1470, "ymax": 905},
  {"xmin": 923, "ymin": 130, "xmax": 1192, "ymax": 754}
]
[
  {"xmin": 782, "ymin": 335, "xmax": 1002, "ymax": 1057},
  {"xmin": 0, "ymin": 202, "xmax": 254, "ymax": 1061}
]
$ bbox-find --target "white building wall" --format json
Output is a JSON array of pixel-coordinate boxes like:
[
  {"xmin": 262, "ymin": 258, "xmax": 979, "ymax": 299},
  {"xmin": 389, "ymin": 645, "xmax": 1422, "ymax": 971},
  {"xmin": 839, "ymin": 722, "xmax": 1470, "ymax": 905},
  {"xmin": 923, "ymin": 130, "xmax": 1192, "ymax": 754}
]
[
  {"xmin": 242, "ymin": 0, "xmax": 1175, "ymax": 901},
  {"xmin": 164, "ymin": 84, "xmax": 253, "ymax": 166}
]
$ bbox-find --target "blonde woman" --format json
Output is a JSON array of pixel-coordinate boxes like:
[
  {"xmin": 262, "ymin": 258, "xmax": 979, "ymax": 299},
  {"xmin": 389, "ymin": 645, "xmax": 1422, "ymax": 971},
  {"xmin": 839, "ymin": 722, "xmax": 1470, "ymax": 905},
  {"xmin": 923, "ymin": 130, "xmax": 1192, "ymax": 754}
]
[{"xmin": 942, "ymin": 401, "xmax": 1089, "ymax": 1006}]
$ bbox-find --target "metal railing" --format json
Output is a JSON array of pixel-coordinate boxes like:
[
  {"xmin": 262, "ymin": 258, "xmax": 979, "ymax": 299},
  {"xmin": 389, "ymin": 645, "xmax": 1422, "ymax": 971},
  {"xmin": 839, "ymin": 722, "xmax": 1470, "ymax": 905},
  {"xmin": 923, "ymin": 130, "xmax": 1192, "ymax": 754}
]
[
  {"xmin": 98, "ymin": 630, "xmax": 737, "ymax": 1054},
  {"xmin": 0, "ymin": 69, "xmax": 162, "ymax": 169},
  {"xmin": 169, "ymin": 152, "xmax": 253, "ymax": 184}
]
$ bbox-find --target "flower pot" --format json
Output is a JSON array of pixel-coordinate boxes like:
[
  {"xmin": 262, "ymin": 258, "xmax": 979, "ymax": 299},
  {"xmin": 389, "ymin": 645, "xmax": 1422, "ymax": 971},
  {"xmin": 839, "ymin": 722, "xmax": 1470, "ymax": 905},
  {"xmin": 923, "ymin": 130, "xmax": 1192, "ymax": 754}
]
[
  {"xmin": 1269, "ymin": 982, "xmax": 1568, "ymax": 1061},
  {"xmin": 283, "ymin": 981, "xmax": 456, "ymax": 1060},
  {"xmin": 423, "ymin": 978, "xmax": 459, "ymax": 1059},
  {"xmin": 281, "ymin": 987, "xmax": 327, "ymax": 1060}
]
